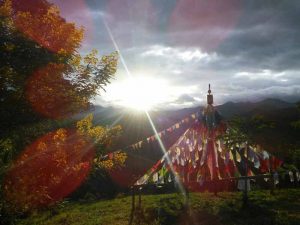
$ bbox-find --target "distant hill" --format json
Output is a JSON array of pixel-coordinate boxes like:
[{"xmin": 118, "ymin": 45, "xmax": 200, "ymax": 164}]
[
  {"xmin": 90, "ymin": 98, "xmax": 298, "ymax": 155},
  {"xmin": 91, "ymin": 98, "xmax": 296, "ymax": 135},
  {"xmin": 216, "ymin": 98, "xmax": 295, "ymax": 119}
]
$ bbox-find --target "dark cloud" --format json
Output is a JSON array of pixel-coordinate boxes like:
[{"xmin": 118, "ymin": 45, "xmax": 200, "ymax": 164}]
[
  {"xmin": 63, "ymin": 0, "xmax": 300, "ymax": 108},
  {"xmin": 217, "ymin": 0, "xmax": 300, "ymax": 71}
]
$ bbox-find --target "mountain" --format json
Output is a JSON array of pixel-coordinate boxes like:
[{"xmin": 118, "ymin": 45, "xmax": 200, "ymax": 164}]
[
  {"xmin": 90, "ymin": 99, "xmax": 296, "ymax": 139},
  {"xmin": 89, "ymin": 98, "xmax": 297, "ymax": 154},
  {"xmin": 216, "ymin": 98, "xmax": 295, "ymax": 119}
]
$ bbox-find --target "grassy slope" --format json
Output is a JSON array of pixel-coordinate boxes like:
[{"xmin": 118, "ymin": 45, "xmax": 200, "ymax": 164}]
[{"xmin": 17, "ymin": 189, "xmax": 300, "ymax": 225}]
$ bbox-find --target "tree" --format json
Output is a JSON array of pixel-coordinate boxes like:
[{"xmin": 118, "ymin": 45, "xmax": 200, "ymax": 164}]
[
  {"xmin": 3, "ymin": 114, "xmax": 125, "ymax": 212},
  {"xmin": 221, "ymin": 115, "xmax": 276, "ymax": 205},
  {"xmin": 0, "ymin": 0, "xmax": 122, "ymax": 216},
  {"xmin": 0, "ymin": 0, "xmax": 118, "ymax": 127},
  {"xmin": 0, "ymin": 0, "xmax": 118, "ymax": 159},
  {"xmin": 222, "ymin": 115, "xmax": 275, "ymax": 151}
]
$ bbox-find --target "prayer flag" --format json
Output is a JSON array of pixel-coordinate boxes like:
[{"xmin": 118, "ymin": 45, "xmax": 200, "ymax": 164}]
[
  {"xmin": 236, "ymin": 150, "xmax": 241, "ymax": 162},
  {"xmin": 289, "ymin": 171, "xmax": 294, "ymax": 182},
  {"xmin": 274, "ymin": 172, "xmax": 279, "ymax": 185},
  {"xmin": 152, "ymin": 173, "xmax": 158, "ymax": 182},
  {"xmin": 200, "ymin": 142, "xmax": 207, "ymax": 166},
  {"xmin": 296, "ymin": 172, "xmax": 300, "ymax": 182},
  {"xmin": 138, "ymin": 141, "xmax": 143, "ymax": 148}
]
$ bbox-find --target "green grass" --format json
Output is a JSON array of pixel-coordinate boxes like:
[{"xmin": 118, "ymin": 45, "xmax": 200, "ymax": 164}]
[{"xmin": 16, "ymin": 189, "xmax": 300, "ymax": 225}]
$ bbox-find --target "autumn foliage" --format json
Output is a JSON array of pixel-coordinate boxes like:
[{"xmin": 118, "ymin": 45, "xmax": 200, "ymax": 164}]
[
  {"xmin": 0, "ymin": 0, "xmax": 124, "ymax": 214},
  {"xmin": 10, "ymin": 0, "xmax": 83, "ymax": 54},
  {"xmin": 4, "ymin": 129, "xmax": 95, "ymax": 211},
  {"xmin": 0, "ymin": 0, "xmax": 118, "ymax": 120},
  {"xmin": 4, "ymin": 114, "xmax": 125, "ymax": 212},
  {"xmin": 25, "ymin": 63, "xmax": 88, "ymax": 119}
]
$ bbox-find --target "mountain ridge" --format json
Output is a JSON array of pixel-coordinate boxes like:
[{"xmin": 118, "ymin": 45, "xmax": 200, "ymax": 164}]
[
  {"xmin": 92, "ymin": 98, "xmax": 296, "ymax": 125},
  {"xmin": 89, "ymin": 98, "xmax": 297, "ymax": 152}
]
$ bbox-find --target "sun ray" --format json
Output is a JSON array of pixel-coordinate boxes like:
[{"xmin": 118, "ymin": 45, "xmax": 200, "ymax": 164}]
[
  {"xmin": 145, "ymin": 111, "xmax": 187, "ymax": 199},
  {"xmin": 100, "ymin": 15, "xmax": 187, "ymax": 196},
  {"xmin": 102, "ymin": 17, "xmax": 132, "ymax": 78}
]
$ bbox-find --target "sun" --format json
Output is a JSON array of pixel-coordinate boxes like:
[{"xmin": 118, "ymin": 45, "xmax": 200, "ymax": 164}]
[{"xmin": 102, "ymin": 77, "xmax": 171, "ymax": 110}]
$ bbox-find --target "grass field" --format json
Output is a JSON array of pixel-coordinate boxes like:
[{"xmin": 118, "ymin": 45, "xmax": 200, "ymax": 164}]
[{"xmin": 16, "ymin": 189, "xmax": 300, "ymax": 225}]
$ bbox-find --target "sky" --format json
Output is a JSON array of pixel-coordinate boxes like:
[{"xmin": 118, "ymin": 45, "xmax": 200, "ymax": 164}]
[{"xmin": 49, "ymin": 0, "xmax": 300, "ymax": 110}]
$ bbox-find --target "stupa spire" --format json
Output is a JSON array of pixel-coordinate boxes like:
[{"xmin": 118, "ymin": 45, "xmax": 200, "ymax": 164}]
[{"xmin": 207, "ymin": 84, "xmax": 213, "ymax": 105}]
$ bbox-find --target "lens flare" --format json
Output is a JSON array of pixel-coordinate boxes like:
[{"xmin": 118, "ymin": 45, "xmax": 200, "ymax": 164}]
[
  {"xmin": 145, "ymin": 111, "xmax": 187, "ymax": 199},
  {"xmin": 105, "ymin": 0, "xmax": 156, "ymax": 48},
  {"xmin": 101, "ymin": 16, "xmax": 187, "ymax": 196},
  {"xmin": 168, "ymin": 0, "xmax": 241, "ymax": 51},
  {"xmin": 3, "ymin": 129, "xmax": 95, "ymax": 211},
  {"xmin": 26, "ymin": 63, "xmax": 89, "ymax": 119}
]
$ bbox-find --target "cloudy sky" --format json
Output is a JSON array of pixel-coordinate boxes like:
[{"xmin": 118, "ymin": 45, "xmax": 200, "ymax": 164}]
[{"xmin": 50, "ymin": 0, "xmax": 300, "ymax": 109}]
